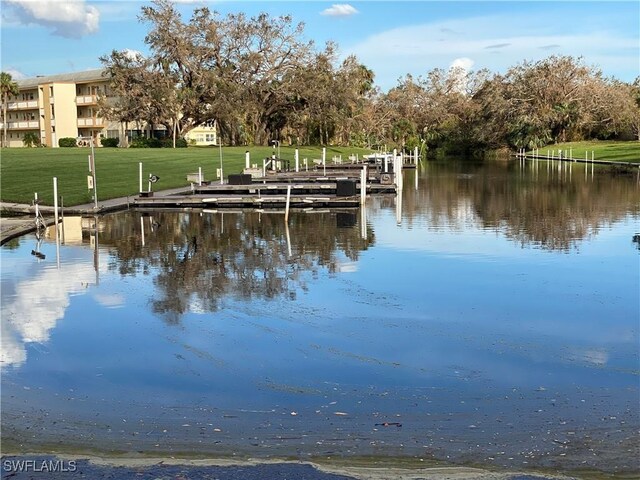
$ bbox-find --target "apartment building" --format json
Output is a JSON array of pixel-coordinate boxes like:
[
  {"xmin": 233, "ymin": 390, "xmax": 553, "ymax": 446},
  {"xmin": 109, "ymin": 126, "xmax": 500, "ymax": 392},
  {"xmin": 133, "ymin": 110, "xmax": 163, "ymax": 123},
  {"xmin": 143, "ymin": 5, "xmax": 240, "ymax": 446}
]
[
  {"xmin": 3, "ymin": 69, "xmax": 112, "ymax": 147},
  {"xmin": 3, "ymin": 69, "xmax": 217, "ymax": 148}
]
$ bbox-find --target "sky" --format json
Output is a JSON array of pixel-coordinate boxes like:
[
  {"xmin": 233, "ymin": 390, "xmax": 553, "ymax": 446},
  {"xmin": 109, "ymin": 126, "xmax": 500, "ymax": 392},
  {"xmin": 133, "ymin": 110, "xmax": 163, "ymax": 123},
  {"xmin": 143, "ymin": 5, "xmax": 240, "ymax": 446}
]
[{"xmin": 1, "ymin": 0, "xmax": 638, "ymax": 92}]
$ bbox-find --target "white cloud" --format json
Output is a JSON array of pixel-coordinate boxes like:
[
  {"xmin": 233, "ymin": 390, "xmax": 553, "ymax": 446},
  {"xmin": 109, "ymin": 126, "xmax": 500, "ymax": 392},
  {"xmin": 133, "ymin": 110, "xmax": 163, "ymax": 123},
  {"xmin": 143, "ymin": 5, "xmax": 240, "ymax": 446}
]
[
  {"xmin": 1, "ymin": 263, "xmax": 95, "ymax": 368},
  {"xmin": 5, "ymin": 0, "xmax": 99, "ymax": 38},
  {"xmin": 321, "ymin": 4, "xmax": 358, "ymax": 17},
  {"xmin": 344, "ymin": 12, "xmax": 639, "ymax": 91},
  {"xmin": 3, "ymin": 68, "xmax": 27, "ymax": 80},
  {"xmin": 93, "ymin": 293, "xmax": 125, "ymax": 309},
  {"xmin": 449, "ymin": 57, "xmax": 475, "ymax": 94},
  {"xmin": 121, "ymin": 48, "xmax": 144, "ymax": 61}
]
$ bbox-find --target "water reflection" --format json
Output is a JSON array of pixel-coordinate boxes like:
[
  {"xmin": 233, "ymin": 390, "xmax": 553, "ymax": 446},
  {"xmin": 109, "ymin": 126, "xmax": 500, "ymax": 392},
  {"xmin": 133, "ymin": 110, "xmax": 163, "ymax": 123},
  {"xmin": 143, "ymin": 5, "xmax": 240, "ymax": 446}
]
[
  {"xmin": 397, "ymin": 161, "xmax": 639, "ymax": 251},
  {"xmin": 1, "ymin": 161, "xmax": 638, "ymax": 473},
  {"xmin": 101, "ymin": 210, "xmax": 375, "ymax": 324}
]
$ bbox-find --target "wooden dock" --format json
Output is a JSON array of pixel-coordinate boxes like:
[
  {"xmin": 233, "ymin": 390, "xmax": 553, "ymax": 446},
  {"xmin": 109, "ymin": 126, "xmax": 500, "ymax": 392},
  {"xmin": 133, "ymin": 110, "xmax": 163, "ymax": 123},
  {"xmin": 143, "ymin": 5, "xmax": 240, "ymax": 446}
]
[
  {"xmin": 135, "ymin": 174, "xmax": 397, "ymax": 209},
  {"xmin": 134, "ymin": 193, "xmax": 361, "ymax": 209}
]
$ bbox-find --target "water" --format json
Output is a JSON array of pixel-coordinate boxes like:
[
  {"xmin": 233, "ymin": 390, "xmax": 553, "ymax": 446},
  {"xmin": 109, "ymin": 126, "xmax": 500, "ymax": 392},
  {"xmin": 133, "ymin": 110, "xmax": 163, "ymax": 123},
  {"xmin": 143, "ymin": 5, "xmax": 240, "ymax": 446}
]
[{"xmin": 2, "ymin": 160, "xmax": 638, "ymax": 474}]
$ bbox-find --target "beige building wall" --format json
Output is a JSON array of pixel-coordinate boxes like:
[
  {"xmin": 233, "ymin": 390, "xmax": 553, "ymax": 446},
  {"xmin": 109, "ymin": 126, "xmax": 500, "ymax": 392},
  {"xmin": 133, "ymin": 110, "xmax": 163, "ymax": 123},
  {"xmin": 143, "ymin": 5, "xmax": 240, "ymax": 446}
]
[
  {"xmin": 3, "ymin": 69, "xmax": 211, "ymax": 149},
  {"xmin": 185, "ymin": 123, "xmax": 218, "ymax": 146},
  {"xmin": 51, "ymin": 83, "xmax": 79, "ymax": 146}
]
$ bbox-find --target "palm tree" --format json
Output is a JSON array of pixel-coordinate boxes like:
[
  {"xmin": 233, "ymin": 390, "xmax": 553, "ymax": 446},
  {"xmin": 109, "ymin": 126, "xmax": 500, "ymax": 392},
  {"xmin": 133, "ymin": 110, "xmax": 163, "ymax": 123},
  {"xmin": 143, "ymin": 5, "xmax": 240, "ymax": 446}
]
[{"xmin": 1, "ymin": 72, "xmax": 20, "ymax": 148}]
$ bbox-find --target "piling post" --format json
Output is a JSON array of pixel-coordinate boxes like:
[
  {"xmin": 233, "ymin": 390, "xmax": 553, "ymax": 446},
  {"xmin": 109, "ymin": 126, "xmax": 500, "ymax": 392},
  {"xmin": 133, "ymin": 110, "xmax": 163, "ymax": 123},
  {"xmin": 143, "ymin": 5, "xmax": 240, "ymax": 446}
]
[
  {"xmin": 53, "ymin": 177, "xmax": 59, "ymax": 237},
  {"xmin": 245, "ymin": 151, "xmax": 250, "ymax": 170},
  {"xmin": 199, "ymin": 166, "xmax": 203, "ymax": 186},
  {"xmin": 34, "ymin": 192, "xmax": 39, "ymax": 227},
  {"xmin": 60, "ymin": 196, "xmax": 65, "ymax": 244},
  {"xmin": 263, "ymin": 158, "xmax": 266, "ymax": 177},
  {"xmin": 322, "ymin": 147, "xmax": 326, "ymax": 175},
  {"xmin": 53, "ymin": 178, "xmax": 60, "ymax": 267},
  {"xmin": 360, "ymin": 166, "xmax": 366, "ymax": 204},
  {"xmin": 285, "ymin": 185, "xmax": 291, "ymax": 223},
  {"xmin": 295, "ymin": 149, "xmax": 299, "ymax": 173},
  {"xmin": 139, "ymin": 162, "xmax": 143, "ymax": 193}
]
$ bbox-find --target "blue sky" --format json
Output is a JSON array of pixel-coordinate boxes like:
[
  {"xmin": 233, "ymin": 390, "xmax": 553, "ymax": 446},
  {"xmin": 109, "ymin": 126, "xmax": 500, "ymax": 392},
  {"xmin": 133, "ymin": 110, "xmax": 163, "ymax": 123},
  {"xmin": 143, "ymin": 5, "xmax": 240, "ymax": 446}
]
[{"xmin": 1, "ymin": 1, "xmax": 638, "ymax": 91}]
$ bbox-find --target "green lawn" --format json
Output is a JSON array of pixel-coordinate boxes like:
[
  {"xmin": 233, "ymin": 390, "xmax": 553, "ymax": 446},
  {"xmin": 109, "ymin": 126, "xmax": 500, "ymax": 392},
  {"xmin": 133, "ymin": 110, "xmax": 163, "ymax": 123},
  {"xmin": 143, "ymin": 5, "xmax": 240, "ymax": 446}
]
[
  {"xmin": 0, "ymin": 145, "xmax": 373, "ymax": 206},
  {"xmin": 529, "ymin": 140, "xmax": 640, "ymax": 163}
]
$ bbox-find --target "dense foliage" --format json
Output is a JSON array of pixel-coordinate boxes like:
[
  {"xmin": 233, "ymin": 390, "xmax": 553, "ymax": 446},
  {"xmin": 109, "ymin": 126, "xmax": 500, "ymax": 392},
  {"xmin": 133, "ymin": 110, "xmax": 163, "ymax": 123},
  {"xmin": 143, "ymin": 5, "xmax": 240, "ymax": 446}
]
[
  {"xmin": 58, "ymin": 137, "xmax": 77, "ymax": 147},
  {"xmin": 130, "ymin": 137, "xmax": 187, "ymax": 148},
  {"xmin": 101, "ymin": 137, "xmax": 119, "ymax": 147},
  {"xmin": 100, "ymin": 0, "xmax": 639, "ymax": 152},
  {"xmin": 22, "ymin": 132, "xmax": 40, "ymax": 147}
]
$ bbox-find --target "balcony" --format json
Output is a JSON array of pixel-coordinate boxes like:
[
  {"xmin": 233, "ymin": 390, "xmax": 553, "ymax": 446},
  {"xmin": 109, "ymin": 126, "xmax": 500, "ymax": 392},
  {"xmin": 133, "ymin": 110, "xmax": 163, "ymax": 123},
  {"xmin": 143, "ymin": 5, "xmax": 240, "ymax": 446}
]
[
  {"xmin": 76, "ymin": 95, "xmax": 98, "ymax": 106},
  {"xmin": 7, "ymin": 100, "xmax": 38, "ymax": 111},
  {"xmin": 0, "ymin": 121, "xmax": 40, "ymax": 130},
  {"xmin": 77, "ymin": 117, "xmax": 104, "ymax": 127}
]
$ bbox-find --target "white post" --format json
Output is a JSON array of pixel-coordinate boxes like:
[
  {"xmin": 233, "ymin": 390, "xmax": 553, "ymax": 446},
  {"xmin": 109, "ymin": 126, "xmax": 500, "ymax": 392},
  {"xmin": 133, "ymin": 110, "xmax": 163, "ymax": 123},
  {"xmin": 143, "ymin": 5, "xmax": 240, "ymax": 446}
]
[
  {"xmin": 199, "ymin": 166, "xmax": 202, "ymax": 186},
  {"xmin": 245, "ymin": 151, "xmax": 250, "ymax": 170},
  {"xmin": 34, "ymin": 192, "xmax": 39, "ymax": 226},
  {"xmin": 263, "ymin": 158, "xmax": 266, "ymax": 177},
  {"xmin": 384, "ymin": 155, "xmax": 388, "ymax": 173},
  {"xmin": 140, "ymin": 216, "xmax": 145, "ymax": 247},
  {"xmin": 295, "ymin": 149, "xmax": 299, "ymax": 173},
  {"xmin": 53, "ymin": 178, "xmax": 60, "ymax": 268},
  {"xmin": 219, "ymin": 143, "xmax": 224, "ymax": 185},
  {"xmin": 285, "ymin": 185, "xmax": 291, "ymax": 223},
  {"xmin": 360, "ymin": 166, "xmax": 366, "ymax": 204},
  {"xmin": 53, "ymin": 177, "xmax": 59, "ymax": 238},
  {"xmin": 322, "ymin": 147, "xmax": 326, "ymax": 176},
  {"xmin": 91, "ymin": 138, "xmax": 98, "ymax": 209},
  {"xmin": 139, "ymin": 162, "xmax": 143, "ymax": 193}
]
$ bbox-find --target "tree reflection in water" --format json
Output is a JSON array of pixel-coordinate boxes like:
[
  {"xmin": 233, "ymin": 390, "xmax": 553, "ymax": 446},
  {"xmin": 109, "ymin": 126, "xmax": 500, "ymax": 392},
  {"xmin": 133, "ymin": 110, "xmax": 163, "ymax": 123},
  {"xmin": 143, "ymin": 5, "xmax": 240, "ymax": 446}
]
[
  {"xmin": 101, "ymin": 211, "xmax": 374, "ymax": 324},
  {"xmin": 398, "ymin": 161, "xmax": 639, "ymax": 251}
]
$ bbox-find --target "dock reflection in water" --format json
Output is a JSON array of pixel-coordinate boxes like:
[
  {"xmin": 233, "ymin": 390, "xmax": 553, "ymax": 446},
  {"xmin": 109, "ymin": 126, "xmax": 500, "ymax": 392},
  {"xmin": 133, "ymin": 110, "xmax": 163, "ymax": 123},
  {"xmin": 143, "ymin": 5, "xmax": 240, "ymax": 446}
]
[{"xmin": 1, "ymin": 160, "xmax": 638, "ymax": 474}]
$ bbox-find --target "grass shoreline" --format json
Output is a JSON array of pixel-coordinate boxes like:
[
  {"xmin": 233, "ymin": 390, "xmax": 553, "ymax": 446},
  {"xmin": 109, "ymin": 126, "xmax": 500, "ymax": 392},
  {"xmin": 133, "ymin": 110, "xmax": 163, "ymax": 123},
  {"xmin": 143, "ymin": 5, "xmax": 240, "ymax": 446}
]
[{"xmin": 1, "ymin": 141, "xmax": 638, "ymax": 207}]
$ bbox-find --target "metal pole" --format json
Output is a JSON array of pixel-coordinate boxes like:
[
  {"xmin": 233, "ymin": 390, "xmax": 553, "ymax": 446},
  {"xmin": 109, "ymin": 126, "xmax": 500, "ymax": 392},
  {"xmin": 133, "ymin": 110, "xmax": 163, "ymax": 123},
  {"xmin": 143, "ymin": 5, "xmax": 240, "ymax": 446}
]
[{"xmin": 91, "ymin": 138, "xmax": 98, "ymax": 209}]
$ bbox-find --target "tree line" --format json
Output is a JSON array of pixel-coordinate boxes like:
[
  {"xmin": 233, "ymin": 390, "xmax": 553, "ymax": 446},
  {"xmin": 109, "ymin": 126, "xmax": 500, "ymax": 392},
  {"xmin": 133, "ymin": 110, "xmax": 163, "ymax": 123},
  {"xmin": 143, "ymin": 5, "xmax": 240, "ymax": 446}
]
[{"xmin": 100, "ymin": 0, "xmax": 639, "ymax": 152}]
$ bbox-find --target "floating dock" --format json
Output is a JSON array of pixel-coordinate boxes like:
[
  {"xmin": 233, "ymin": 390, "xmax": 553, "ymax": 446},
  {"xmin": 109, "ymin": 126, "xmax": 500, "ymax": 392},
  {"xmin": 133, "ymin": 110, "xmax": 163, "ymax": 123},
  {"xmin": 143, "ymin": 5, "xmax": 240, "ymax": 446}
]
[{"xmin": 135, "ymin": 170, "xmax": 397, "ymax": 209}]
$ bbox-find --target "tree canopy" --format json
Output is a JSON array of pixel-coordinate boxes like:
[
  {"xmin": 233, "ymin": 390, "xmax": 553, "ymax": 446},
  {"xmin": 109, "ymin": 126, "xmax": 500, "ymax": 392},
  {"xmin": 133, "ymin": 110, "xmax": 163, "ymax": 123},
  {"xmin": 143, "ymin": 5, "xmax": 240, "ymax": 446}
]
[{"xmin": 100, "ymin": 1, "xmax": 639, "ymax": 151}]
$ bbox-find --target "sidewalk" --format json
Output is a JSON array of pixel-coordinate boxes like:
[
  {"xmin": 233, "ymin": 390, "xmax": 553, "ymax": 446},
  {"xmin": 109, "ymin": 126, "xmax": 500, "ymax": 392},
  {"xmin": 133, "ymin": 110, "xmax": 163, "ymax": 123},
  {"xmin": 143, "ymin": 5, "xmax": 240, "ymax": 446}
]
[{"xmin": 0, "ymin": 186, "xmax": 191, "ymax": 245}]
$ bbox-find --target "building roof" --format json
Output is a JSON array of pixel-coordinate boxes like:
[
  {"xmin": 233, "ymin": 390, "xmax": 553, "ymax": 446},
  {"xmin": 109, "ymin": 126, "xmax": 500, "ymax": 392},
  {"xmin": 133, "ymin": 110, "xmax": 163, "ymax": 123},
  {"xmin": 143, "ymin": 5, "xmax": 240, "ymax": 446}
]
[{"xmin": 16, "ymin": 69, "xmax": 108, "ymax": 89}]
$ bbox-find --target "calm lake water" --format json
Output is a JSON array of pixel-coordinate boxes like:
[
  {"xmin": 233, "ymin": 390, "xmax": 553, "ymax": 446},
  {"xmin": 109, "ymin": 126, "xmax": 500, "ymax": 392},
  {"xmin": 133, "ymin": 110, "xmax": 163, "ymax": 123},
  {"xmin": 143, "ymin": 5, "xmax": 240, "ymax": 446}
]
[{"xmin": 2, "ymin": 160, "xmax": 639, "ymax": 474}]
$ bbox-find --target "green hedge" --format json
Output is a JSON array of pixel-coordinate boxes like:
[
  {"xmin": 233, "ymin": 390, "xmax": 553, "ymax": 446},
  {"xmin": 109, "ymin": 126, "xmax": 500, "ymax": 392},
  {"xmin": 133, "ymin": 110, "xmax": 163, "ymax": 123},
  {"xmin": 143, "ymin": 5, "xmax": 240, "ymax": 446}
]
[
  {"xmin": 130, "ymin": 137, "xmax": 187, "ymax": 148},
  {"xmin": 101, "ymin": 137, "xmax": 119, "ymax": 147},
  {"xmin": 58, "ymin": 137, "xmax": 77, "ymax": 147}
]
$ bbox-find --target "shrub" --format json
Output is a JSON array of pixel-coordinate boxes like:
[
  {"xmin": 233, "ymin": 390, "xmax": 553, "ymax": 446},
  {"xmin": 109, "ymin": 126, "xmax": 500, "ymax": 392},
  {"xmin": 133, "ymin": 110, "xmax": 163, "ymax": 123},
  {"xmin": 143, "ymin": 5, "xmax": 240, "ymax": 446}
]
[
  {"xmin": 101, "ymin": 137, "xmax": 119, "ymax": 148},
  {"xmin": 130, "ymin": 137, "xmax": 161, "ymax": 148},
  {"xmin": 59, "ymin": 137, "xmax": 77, "ymax": 147},
  {"xmin": 160, "ymin": 137, "xmax": 188, "ymax": 148},
  {"xmin": 22, "ymin": 132, "xmax": 40, "ymax": 148},
  {"xmin": 130, "ymin": 137, "xmax": 187, "ymax": 148}
]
